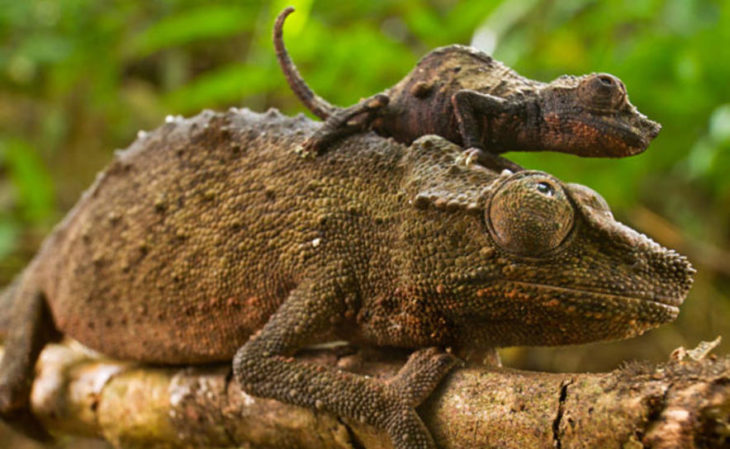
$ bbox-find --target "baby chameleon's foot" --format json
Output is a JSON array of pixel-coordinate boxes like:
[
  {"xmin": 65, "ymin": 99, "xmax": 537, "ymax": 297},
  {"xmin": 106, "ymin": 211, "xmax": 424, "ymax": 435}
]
[
  {"xmin": 293, "ymin": 142, "xmax": 316, "ymax": 159},
  {"xmin": 457, "ymin": 147, "xmax": 523, "ymax": 173},
  {"xmin": 300, "ymin": 93, "xmax": 390, "ymax": 156},
  {"xmin": 455, "ymin": 147, "xmax": 484, "ymax": 167}
]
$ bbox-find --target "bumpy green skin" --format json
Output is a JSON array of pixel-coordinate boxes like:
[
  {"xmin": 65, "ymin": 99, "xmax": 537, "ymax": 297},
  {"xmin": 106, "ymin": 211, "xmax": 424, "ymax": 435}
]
[{"xmin": 0, "ymin": 109, "xmax": 693, "ymax": 448}]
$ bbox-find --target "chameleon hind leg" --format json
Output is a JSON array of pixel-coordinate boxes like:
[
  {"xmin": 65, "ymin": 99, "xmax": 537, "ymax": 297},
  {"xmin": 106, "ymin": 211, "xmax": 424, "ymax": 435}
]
[
  {"xmin": 233, "ymin": 276, "xmax": 457, "ymax": 449},
  {"xmin": 0, "ymin": 285, "xmax": 59, "ymax": 441},
  {"xmin": 299, "ymin": 94, "xmax": 390, "ymax": 156}
]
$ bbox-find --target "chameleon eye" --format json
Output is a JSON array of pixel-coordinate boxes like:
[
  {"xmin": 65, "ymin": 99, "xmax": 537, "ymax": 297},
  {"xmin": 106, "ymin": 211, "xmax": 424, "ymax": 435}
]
[
  {"xmin": 487, "ymin": 173, "xmax": 574, "ymax": 256},
  {"xmin": 579, "ymin": 73, "xmax": 626, "ymax": 111},
  {"xmin": 597, "ymin": 75, "xmax": 614, "ymax": 86},
  {"xmin": 536, "ymin": 181, "xmax": 554, "ymax": 197}
]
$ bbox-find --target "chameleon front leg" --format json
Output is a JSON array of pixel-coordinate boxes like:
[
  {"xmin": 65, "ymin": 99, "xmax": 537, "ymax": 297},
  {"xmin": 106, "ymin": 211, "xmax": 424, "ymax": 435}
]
[
  {"xmin": 233, "ymin": 277, "xmax": 457, "ymax": 449},
  {"xmin": 300, "ymin": 94, "xmax": 390, "ymax": 156},
  {"xmin": 0, "ymin": 286, "xmax": 59, "ymax": 440},
  {"xmin": 451, "ymin": 89, "xmax": 523, "ymax": 172}
]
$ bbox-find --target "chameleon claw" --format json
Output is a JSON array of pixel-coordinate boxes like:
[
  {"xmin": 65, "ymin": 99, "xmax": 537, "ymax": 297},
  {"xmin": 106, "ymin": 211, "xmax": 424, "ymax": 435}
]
[
  {"xmin": 457, "ymin": 148, "xmax": 483, "ymax": 167},
  {"xmin": 293, "ymin": 144, "xmax": 313, "ymax": 159},
  {"xmin": 366, "ymin": 94, "xmax": 390, "ymax": 110}
]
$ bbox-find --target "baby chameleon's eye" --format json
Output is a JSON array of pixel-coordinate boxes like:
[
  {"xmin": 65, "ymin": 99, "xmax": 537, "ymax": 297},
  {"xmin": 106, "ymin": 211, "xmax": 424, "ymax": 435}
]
[
  {"xmin": 487, "ymin": 174, "xmax": 574, "ymax": 256},
  {"xmin": 597, "ymin": 75, "xmax": 614, "ymax": 87},
  {"xmin": 579, "ymin": 73, "xmax": 626, "ymax": 111}
]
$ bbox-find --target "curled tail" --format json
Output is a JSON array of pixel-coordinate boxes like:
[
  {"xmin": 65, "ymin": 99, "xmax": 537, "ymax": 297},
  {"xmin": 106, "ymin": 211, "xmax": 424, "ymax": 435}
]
[{"xmin": 274, "ymin": 7, "xmax": 337, "ymax": 120}]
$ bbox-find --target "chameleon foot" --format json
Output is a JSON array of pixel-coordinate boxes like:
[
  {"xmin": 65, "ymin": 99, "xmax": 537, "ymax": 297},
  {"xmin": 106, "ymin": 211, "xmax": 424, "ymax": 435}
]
[
  {"xmin": 458, "ymin": 147, "xmax": 524, "ymax": 173},
  {"xmin": 0, "ymin": 407, "xmax": 52, "ymax": 443},
  {"xmin": 387, "ymin": 347, "xmax": 459, "ymax": 407},
  {"xmin": 1, "ymin": 383, "xmax": 51, "ymax": 443},
  {"xmin": 303, "ymin": 93, "xmax": 391, "ymax": 156},
  {"xmin": 293, "ymin": 143, "xmax": 314, "ymax": 159},
  {"xmin": 456, "ymin": 147, "xmax": 484, "ymax": 167}
]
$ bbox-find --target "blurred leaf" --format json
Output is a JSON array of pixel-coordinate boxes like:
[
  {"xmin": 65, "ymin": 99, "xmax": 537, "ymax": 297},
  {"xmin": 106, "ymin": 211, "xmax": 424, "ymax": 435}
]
[
  {"xmin": 129, "ymin": 5, "xmax": 256, "ymax": 57},
  {"xmin": 164, "ymin": 63, "xmax": 276, "ymax": 112},
  {"xmin": 0, "ymin": 219, "xmax": 18, "ymax": 261},
  {"xmin": 13, "ymin": 34, "xmax": 71, "ymax": 64},
  {"xmin": 2, "ymin": 138, "xmax": 55, "ymax": 223},
  {"xmin": 709, "ymin": 104, "xmax": 730, "ymax": 143},
  {"xmin": 271, "ymin": 0, "xmax": 314, "ymax": 34}
]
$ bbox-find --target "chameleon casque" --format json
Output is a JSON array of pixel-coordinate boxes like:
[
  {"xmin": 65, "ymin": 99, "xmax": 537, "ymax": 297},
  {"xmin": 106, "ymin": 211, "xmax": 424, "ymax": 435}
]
[
  {"xmin": 0, "ymin": 109, "xmax": 693, "ymax": 448},
  {"xmin": 274, "ymin": 7, "xmax": 662, "ymax": 171}
]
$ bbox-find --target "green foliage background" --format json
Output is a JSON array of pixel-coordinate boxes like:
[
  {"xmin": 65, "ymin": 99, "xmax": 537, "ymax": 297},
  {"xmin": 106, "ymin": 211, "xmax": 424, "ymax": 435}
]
[{"xmin": 1, "ymin": 0, "xmax": 729, "ymax": 374}]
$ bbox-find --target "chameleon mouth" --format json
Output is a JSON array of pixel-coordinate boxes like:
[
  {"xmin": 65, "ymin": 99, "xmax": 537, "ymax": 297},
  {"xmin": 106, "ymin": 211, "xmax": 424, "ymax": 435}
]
[
  {"xmin": 608, "ymin": 114, "xmax": 660, "ymax": 148},
  {"xmin": 572, "ymin": 113, "xmax": 661, "ymax": 156},
  {"xmin": 467, "ymin": 280, "xmax": 682, "ymax": 345},
  {"xmin": 480, "ymin": 280, "xmax": 683, "ymax": 324},
  {"xmin": 506, "ymin": 281, "xmax": 682, "ymax": 313}
]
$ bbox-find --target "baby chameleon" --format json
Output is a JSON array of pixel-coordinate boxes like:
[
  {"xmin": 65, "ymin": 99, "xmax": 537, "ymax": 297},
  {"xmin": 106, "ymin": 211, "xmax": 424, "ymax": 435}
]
[{"xmin": 274, "ymin": 7, "xmax": 661, "ymax": 171}]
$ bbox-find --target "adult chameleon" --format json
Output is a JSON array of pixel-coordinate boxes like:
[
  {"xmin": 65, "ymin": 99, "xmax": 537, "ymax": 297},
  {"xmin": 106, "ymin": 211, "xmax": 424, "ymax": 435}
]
[
  {"xmin": 0, "ymin": 109, "xmax": 692, "ymax": 448},
  {"xmin": 274, "ymin": 7, "xmax": 661, "ymax": 171}
]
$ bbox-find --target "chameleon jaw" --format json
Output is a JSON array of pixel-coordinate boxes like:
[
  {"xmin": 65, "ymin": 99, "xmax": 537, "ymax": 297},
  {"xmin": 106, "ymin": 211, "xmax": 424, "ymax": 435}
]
[
  {"xmin": 539, "ymin": 108, "xmax": 661, "ymax": 157},
  {"xmin": 458, "ymin": 281, "xmax": 683, "ymax": 346}
]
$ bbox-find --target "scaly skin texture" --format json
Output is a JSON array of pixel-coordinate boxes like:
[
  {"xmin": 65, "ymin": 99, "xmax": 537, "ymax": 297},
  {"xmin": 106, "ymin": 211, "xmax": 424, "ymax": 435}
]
[
  {"xmin": 0, "ymin": 109, "xmax": 692, "ymax": 449},
  {"xmin": 274, "ymin": 7, "xmax": 661, "ymax": 171}
]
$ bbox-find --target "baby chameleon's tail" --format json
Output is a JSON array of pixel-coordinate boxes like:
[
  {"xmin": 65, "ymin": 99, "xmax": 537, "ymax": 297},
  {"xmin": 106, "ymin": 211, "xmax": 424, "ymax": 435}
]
[{"xmin": 274, "ymin": 7, "xmax": 338, "ymax": 120}]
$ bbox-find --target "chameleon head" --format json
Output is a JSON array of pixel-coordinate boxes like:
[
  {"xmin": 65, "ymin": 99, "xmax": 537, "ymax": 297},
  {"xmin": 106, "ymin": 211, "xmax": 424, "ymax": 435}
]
[
  {"xmin": 473, "ymin": 170, "xmax": 694, "ymax": 346},
  {"xmin": 406, "ymin": 137, "xmax": 693, "ymax": 348},
  {"xmin": 538, "ymin": 73, "xmax": 661, "ymax": 157}
]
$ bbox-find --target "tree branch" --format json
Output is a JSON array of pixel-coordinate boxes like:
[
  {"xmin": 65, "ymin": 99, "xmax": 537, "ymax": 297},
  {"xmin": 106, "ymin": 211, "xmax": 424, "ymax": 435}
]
[{"xmin": 9, "ymin": 342, "xmax": 729, "ymax": 448}]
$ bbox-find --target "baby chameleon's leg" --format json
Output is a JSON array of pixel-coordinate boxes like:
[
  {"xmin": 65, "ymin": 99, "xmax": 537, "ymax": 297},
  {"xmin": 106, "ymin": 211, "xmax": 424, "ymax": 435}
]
[
  {"xmin": 233, "ymin": 276, "xmax": 457, "ymax": 449},
  {"xmin": 451, "ymin": 90, "xmax": 523, "ymax": 172},
  {"xmin": 300, "ymin": 94, "xmax": 390, "ymax": 156},
  {"xmin": 0, "ymin": 286, "xmax": 59, "ymax": 440}
]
